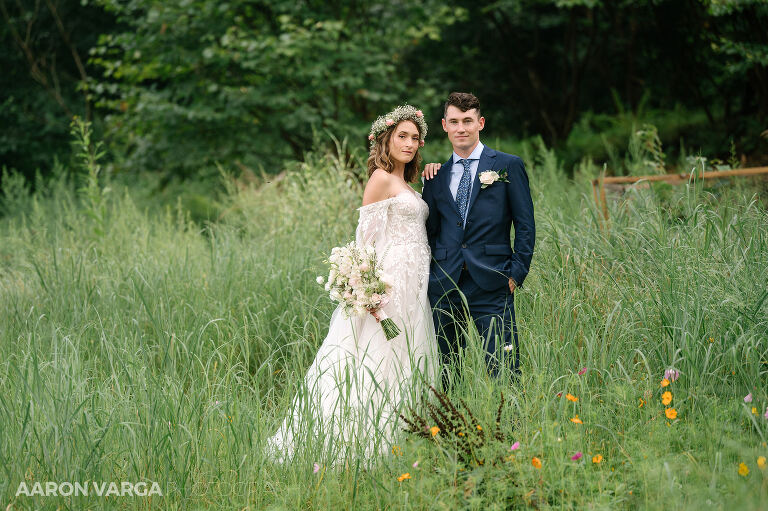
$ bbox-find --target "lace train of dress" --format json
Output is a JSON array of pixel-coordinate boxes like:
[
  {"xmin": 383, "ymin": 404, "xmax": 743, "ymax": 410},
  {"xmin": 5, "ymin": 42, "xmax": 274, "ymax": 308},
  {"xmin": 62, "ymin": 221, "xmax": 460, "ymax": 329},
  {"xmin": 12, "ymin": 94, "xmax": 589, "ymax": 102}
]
[{"xmin": 265, "ymin": 190, "xmax": 438, "ymax": 466}]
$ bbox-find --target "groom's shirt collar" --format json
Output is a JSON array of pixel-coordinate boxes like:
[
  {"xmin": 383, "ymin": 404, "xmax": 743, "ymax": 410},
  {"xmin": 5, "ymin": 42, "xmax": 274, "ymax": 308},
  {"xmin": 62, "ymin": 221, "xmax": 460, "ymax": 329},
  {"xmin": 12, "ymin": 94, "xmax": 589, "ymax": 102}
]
[{"xmin": 451, "ymin": 141, "xmax": 484, "ymax": 164}]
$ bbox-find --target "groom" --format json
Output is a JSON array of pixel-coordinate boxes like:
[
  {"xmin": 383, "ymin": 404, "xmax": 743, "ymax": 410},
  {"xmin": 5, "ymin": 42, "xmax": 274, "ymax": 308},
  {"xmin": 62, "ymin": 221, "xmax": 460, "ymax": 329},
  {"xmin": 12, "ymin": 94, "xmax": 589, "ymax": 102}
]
[{"xmin": 422, "ymin": 92, "xmax": 535, "ymax": 384}]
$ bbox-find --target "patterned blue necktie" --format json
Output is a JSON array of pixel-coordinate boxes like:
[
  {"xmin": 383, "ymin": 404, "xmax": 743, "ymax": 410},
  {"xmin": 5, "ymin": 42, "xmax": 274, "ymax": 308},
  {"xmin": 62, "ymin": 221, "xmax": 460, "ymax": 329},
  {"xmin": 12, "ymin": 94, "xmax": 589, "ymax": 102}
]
[{"xmin": 455, "ymin": 158, "xmax": 472, "ymax": 222}]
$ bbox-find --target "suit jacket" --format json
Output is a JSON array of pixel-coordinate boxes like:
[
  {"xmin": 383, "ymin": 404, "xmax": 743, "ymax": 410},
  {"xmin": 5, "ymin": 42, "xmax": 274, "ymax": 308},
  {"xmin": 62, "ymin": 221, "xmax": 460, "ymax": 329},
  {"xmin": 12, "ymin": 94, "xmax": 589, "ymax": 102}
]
[{"xmin": 422, "ymin": 145, "xmax": 535, "ymax": 295}]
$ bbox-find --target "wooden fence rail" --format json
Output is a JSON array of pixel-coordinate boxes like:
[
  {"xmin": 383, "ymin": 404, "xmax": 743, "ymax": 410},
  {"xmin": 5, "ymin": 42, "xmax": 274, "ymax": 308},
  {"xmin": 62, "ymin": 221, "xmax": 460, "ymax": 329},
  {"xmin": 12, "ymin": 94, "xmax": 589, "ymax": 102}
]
[{"xmin": 591, "ymin": 166, "xmax": 768, "ymax": 223}]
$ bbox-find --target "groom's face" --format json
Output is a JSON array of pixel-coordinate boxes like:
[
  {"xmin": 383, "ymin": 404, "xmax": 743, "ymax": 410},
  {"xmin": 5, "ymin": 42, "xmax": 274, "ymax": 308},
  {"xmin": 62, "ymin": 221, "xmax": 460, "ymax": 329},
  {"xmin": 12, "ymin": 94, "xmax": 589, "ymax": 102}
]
[{"xmin": 442, "ymin": 106, "xmax": 485, "ymax": 153}]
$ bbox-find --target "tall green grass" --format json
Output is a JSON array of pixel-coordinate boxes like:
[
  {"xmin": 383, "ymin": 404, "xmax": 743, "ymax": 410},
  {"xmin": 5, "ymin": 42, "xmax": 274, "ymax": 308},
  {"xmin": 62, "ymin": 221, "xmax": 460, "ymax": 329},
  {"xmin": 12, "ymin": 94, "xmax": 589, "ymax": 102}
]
[{"xmin": 0, "ymin": 123, "xmax": 767, "ymax": 509}]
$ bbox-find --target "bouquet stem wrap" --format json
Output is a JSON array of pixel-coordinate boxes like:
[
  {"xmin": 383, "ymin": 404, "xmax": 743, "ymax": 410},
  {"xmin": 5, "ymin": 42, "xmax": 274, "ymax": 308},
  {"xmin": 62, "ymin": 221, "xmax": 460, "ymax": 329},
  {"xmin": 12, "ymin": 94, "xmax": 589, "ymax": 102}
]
[{"xmin": 370, "ymin": 309, "xmax": 401, "ymax": 341}]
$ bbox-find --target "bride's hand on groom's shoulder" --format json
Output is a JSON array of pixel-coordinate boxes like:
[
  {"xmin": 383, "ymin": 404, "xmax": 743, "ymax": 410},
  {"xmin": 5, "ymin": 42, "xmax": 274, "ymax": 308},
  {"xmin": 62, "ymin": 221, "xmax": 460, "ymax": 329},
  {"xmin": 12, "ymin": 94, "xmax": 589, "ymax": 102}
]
[{"xmin": 422, "ymin": 163, "xmax": 441, "ymax": 180}]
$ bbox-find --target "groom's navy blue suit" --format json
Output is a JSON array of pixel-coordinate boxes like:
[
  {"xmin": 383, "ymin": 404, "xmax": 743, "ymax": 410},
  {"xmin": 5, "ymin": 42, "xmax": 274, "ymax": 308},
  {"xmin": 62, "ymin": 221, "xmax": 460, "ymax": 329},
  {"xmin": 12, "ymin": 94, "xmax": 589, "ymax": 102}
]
[{"xmin": 422, "ymin": 144, "xmax": 535, "ymax": 379}]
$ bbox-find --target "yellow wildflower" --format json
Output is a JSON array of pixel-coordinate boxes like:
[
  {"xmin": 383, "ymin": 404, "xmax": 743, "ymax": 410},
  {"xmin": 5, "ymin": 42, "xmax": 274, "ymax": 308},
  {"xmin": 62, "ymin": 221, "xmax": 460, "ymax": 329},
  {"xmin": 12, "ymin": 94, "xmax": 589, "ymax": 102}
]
[
  {"xmin": 665, "ymin": 408, "xmax": 677, "ymax": 420},
  {"xmin": 476, "ymin": 425, "xmax": 482, "ymax": 431},
  {"xmin": 758, "ymin": 456, "xmax": 766, "ymax": 469},
  {"xmin": 752, "ymin": 407, "xmax": 758, "ymax": 415},
  {"xmin": 592, "ymin": 454, "xmax": 603, "ymax": 464},
  {"xmin": 738, "ymin": 462, "xmax": 749, "ymax": 477},
  {"xmin": 661, "ymin": 391, "xmax": 672, "ymax": 405},
  {"xmin": 391, "ymin": 445, "xmax": 403, "ymax": 456}
]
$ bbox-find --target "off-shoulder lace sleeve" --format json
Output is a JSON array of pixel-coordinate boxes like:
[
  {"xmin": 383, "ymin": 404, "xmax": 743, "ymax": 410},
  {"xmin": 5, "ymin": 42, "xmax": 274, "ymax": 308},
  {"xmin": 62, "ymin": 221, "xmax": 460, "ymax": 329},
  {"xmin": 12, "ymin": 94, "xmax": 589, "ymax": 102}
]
[{"xmin": 355, "ymin": 198, "xmax": 391, "ymax": 248}]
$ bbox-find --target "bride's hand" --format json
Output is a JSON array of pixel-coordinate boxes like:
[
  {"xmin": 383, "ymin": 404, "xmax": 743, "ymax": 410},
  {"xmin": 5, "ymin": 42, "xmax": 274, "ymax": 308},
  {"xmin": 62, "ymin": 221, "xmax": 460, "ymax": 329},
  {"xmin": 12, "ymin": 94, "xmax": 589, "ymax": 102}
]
[{"xmin": 422, "ymin": 163, "xmax": 441, "ymax": 180}]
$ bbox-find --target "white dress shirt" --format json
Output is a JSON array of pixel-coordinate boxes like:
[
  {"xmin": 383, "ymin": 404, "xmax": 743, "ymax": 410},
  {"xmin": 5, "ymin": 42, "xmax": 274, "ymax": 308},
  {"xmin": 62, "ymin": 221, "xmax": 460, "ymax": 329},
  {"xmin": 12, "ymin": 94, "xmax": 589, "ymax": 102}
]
[{"xmin": 448, "ymin": 141, "xmax": 485, "ymax": 200}]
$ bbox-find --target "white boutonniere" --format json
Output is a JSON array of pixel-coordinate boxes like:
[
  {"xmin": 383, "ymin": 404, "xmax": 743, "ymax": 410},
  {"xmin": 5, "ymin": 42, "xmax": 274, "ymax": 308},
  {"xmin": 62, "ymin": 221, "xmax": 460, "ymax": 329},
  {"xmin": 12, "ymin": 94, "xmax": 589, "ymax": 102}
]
[{"xmin": 479, "ymin": 169, "xmax": 509, "ymax": 189}]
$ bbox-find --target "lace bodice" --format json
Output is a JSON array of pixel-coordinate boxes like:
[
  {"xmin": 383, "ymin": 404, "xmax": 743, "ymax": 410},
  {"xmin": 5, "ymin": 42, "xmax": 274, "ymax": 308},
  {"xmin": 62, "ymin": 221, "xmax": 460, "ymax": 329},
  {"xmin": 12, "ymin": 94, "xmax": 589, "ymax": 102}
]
[
  {"xmin": 356, "ymin": 190, "xmax": 429, "ymax": 247},
  {"xmin": 354, "ymin": 190, "xmax": 431, "ymax": 313}
]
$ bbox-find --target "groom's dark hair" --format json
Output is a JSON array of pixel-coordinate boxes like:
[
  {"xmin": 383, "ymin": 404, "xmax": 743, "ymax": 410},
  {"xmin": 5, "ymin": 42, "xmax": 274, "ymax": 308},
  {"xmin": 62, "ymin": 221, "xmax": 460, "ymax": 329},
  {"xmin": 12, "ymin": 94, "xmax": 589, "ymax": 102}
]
[{"xmin": 444, "ymin": 92, "xmax": 481, "ymax": 118}]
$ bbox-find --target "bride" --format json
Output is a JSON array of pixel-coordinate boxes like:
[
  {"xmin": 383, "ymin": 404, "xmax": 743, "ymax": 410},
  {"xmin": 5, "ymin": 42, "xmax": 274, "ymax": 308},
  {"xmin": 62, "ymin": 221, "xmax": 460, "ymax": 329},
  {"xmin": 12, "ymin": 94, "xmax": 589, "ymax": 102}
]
[{"xmin": 266, "ymin": 105, "xmax": 438, "ymax": 466}]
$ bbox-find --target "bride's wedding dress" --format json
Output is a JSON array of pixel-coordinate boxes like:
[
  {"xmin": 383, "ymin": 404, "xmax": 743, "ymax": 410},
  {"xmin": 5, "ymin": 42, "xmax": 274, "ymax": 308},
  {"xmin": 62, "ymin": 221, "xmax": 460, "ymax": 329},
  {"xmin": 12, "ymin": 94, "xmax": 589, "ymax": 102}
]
[{"xmin": 266, "ymin": 189, "xmax": 437, "ymax": 465}]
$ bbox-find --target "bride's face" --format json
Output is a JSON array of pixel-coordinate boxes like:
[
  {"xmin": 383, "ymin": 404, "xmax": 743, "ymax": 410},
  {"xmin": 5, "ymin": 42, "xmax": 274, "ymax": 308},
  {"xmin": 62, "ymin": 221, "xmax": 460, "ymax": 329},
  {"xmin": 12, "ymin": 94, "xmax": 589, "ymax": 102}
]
[{"xmin": 388, "ymin": 120, "xmax": 420, "ymax": 165}]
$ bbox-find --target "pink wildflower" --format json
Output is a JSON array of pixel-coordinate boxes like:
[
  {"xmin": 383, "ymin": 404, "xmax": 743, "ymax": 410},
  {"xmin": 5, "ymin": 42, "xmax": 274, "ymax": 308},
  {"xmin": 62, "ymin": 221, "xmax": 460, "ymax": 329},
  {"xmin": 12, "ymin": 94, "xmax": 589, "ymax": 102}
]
[
  {"xmin": 385, "ymin": 119, "xmax": 394, "ymax": 126},
  {"xmin": 313, "ymin": 463, "xmax": 320, "ymax": 473},
  {"xmin": 745, "ymin": 393, "xmax": 753, "ymax": 403},
  {"xmin": 412, "ymin": 460, "xmax": 419, "ymax": 468},
  {"xmin": 510, "ymin": 441, "xmax": 520, "ymax": 451},
  {"xmin": 416, "ymin": 110, "xmax": 423, "ymax": 117},
  {"xmin": 368, "ymin": 134, "xmax": 374, "ymax": 140},
  {"xmin": 664, "ymin": 369, "xmax": 679, "ymax": 382},
  {"xmin": 578, "ymin": 367, "xmax": 587, "ymax": 375},
  {"xmin": 764, "ymin": 407, "xmax": 768, "ymax": 420},
  {"xmin": 571, "ymin": 452, "xmax": 583, "ymax": 461}
]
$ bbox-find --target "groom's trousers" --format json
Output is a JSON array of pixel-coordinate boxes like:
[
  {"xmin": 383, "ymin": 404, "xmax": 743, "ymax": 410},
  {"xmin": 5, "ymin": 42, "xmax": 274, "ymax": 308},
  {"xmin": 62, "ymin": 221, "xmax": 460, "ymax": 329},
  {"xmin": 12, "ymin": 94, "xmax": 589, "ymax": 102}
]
[{"xmin": 429, "ymin": 268, "xmax": 520, "ymax": 387}]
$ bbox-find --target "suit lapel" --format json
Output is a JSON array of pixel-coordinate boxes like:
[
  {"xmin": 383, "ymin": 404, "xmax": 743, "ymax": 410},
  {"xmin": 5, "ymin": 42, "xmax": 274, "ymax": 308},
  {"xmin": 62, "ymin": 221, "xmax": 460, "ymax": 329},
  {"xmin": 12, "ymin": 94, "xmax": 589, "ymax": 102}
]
[
  {"xmin": 439, "ymin": 155, "xmax": 461, "ymax": 219},
  {"xmin": 465, "ymin": 146, "xmax": 496, "ymax": 220}
]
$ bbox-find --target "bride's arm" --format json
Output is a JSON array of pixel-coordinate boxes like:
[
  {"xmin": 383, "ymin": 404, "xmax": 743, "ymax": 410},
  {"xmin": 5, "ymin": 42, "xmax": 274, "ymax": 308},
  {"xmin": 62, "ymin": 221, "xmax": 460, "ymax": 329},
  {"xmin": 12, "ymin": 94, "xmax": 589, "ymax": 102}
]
[
  {"xmin": 422, "ymin": 169, "xmax": 439, "ymax": 251},
  {"xmin": 356, "ymin": 168, "xmax": 393, "ymax": 247}
]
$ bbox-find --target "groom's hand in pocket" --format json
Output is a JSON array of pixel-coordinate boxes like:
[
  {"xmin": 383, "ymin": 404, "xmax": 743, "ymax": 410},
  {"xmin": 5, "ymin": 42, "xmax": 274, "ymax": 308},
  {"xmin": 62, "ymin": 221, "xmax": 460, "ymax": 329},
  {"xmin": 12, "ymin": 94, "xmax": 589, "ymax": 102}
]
[
  {"xmin": 509, "ymin": 278, "xmax": 517, "ymax": 293},
  {"xmin": 423, "ymin": 163, "xmax": 441, "ymax": 180}
]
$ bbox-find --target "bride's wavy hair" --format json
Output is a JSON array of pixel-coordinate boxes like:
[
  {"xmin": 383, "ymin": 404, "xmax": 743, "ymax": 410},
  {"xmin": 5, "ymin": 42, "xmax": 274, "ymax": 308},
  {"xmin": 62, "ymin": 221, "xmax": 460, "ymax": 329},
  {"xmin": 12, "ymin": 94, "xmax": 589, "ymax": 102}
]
[{"xmin": 366, "ymin": 120, "xmax": 423, "ymax": 183}]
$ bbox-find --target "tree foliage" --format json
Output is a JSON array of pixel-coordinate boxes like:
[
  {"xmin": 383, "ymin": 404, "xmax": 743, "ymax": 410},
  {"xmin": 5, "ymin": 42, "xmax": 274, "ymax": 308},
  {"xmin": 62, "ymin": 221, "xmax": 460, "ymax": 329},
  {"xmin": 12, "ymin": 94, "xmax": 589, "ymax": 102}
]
[
  {"xmin": 1, "ymin": 0, "xmax": 766, "ymax": 179},
  {"xmin": 0, "ymin": 0, "xmax": 110, "ymax": 179},
  {"xmin": 89, "ymin": 0, "xmax": 465, "ymax": 174}
]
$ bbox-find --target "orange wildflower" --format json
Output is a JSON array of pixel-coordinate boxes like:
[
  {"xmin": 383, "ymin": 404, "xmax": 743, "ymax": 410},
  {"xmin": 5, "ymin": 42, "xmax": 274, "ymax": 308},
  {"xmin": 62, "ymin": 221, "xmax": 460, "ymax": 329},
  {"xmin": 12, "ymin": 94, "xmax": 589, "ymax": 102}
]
[
  {"xmin": 592, "ymin": 454, "xmax": 603, "ymax": 464},
  {"xmin": 665, "ymin": 408, "xmax": 677, "ymax": 420},
  {"xmin": 638, "ymin": 398, "xmax": 645, "ymax": 408},
  {"xmin": 532, "ymin": 457, "xmax": 542, "ymax": 469},
  {"xmin": 397, "ymin": 473, "xmax": 411, "ymax": 482},
  {"xmin": 661, "ymin": 391, "xmax": 672, "ymax": 405},
  {"xmin": 570, "ymin": 415, "xmax": 583, "ymax": 424},
  {"xmin": 566, "ymin": 393, "xmax": 578, "ymax": 402},
  {"xmin": 661, "ymin": 378, "xmax": 670, "ymax": 387},
  {"xmin": 430, "ymin": 426, "xmax": 440, "ymax": 437},
  {"xmin": 476, "ymin": 425, "xmax": 482, "ymax": 431}
]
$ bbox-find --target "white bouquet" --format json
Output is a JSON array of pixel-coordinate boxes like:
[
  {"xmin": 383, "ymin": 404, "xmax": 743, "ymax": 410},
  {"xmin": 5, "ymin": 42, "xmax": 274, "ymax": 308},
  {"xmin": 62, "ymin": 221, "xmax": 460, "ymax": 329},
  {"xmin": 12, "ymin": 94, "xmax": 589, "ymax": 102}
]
[{"xmin": 317, "ymin": 241, "xmax": 400, "ymax": 341}]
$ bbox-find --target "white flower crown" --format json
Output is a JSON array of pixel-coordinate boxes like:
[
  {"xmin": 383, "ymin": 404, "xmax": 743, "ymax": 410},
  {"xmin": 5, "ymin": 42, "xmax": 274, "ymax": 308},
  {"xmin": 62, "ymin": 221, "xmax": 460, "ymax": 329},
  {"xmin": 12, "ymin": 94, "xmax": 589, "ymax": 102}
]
[{"xmin": 368, "ymin": 104, "xmax": 428, "ymax": 148}]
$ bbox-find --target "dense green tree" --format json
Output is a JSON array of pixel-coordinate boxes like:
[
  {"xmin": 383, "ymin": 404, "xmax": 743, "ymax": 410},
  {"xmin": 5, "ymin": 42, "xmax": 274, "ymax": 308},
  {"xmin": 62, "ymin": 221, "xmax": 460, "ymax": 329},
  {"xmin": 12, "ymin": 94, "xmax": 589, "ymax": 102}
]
[
  {"xmin": 705, "ymin": 0, "xmax": 768, "ymax": 136},
  {"xmin": 2, "ymin": 0, "xmax": 766, "ymax": 180},
  {"xmin": 0, "ymin": 0, "xmax": 114, "ymax": 179},
  {"xmin": 407, "ymin": 0, "xmax": 767, "ymax": 148},
  {"xmin": 90, "ymin": 0, "xmax": 465, "ymax": 175}
]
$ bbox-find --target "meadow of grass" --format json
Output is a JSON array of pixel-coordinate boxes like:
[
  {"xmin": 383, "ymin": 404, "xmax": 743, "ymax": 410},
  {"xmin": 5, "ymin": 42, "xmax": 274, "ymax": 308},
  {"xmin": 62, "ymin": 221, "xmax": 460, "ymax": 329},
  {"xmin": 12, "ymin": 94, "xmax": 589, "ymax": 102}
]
[{"xmin": 1, "ymin": 126, "xmax": 767, "ymax": 510}]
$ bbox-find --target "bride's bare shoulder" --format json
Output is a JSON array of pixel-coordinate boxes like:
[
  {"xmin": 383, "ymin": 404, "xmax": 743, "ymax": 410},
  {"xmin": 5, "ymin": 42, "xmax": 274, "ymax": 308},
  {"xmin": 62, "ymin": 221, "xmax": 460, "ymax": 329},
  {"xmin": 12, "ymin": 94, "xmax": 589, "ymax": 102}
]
[{"xmin": 362, "ymin": 169, "xmax": 393, "ymax": 206}]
